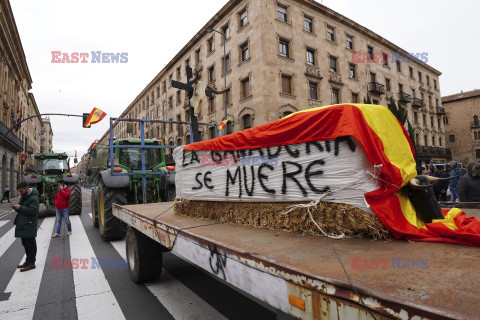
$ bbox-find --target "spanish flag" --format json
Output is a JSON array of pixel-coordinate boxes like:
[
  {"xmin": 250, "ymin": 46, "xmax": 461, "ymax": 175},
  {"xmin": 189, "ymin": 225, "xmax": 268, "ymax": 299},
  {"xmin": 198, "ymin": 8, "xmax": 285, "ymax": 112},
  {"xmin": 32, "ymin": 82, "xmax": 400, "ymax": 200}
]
[
  {"xmin": 185, "ymin": 104, "xmax": 480, "ymax": 247},
  {"xmin": 84, "ymin": 108, "xmax": 107, "ymax": 128},
  {"xmin": 219, "ymin": 119, "xmax": 229, "ymax": 130}
]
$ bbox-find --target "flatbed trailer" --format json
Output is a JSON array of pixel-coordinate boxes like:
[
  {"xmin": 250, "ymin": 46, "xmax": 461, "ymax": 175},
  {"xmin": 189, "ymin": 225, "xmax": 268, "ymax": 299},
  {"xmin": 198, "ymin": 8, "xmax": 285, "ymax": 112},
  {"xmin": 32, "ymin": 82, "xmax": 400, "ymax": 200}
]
[{"xmin": 113, "ymin": 202, "xmax": 480, "ymax": 320}]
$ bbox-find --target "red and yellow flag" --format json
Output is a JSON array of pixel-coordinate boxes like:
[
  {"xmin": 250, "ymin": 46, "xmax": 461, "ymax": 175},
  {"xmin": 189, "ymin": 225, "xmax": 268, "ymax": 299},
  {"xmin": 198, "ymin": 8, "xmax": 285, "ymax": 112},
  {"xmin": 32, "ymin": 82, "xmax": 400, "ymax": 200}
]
[
  {"xmin": 219, "ymin": 119, "xmax": 229, "ymax": 130},
  {"xmin": 84, "ymin": 108, "xmax": 107, "ymax": 128}
]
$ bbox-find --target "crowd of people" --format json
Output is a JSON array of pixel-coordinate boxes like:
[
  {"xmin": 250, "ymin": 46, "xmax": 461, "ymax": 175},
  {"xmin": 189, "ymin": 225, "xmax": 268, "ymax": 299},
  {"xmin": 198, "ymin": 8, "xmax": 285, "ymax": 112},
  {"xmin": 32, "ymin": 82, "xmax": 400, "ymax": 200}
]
[{"xmin": 417, "ymin": 161, "xmax": 480, "ymax": 202}]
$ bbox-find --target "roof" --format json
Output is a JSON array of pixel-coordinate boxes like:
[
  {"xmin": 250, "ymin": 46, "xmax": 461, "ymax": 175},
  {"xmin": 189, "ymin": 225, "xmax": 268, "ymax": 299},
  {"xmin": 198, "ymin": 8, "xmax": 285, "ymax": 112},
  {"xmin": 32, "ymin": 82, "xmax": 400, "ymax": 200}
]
[{"xmin": 442, "ymin": 89, "xmax": 480, "ymax": 103}]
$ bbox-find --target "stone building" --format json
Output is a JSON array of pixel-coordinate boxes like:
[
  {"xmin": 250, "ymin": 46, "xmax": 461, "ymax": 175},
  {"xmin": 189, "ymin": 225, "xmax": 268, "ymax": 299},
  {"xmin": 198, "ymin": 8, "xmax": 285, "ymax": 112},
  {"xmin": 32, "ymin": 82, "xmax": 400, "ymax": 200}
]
[
  {"xmin": 0, "ymin": 0, "xmax": 47, "ymax": 195},
  {"xmin": 443, "ymin": 89, "xmax": 480, "ymax": 165},
  {"xmin": 102, "ymin": 0, "xmax": 446, "ymax": 164},
  {"xmin": 41, "ymin": 116, "xmax": 53, "ymax": 153}
]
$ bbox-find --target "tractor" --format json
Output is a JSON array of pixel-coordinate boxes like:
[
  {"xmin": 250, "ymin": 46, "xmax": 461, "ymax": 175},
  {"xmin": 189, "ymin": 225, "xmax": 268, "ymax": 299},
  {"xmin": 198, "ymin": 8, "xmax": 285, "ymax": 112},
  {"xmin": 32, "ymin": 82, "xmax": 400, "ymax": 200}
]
[
  {"xmin": 24, "ymin": 153, "xmax": 82, "ymax": 215},
  {"xmin": 88, "ymin": 138, "xmax": 175, "ymax": 241}
]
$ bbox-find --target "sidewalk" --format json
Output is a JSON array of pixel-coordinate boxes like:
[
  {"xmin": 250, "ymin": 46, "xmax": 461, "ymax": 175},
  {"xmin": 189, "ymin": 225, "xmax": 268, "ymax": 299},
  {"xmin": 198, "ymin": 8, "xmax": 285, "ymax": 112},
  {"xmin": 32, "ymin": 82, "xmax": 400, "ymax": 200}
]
[{"xmin": 0, "ymin": 196, "xmax": 20, "ymax": 214}]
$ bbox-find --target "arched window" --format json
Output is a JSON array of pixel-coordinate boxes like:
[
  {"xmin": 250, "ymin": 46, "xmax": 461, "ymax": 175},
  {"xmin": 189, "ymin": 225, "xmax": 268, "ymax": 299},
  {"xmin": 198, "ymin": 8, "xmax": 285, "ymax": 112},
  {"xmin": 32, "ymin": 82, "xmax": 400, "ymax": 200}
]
[
  {"xmin": 282, "ymin": 111, "xmax": 292, "ymax": 118},
  {"xmin": 242, "ymin": 114, "xmax": 251, "ymax": 129},
  {"xmin": 475, "ymin": 132, "xmax": 478, "ymax": 140}
]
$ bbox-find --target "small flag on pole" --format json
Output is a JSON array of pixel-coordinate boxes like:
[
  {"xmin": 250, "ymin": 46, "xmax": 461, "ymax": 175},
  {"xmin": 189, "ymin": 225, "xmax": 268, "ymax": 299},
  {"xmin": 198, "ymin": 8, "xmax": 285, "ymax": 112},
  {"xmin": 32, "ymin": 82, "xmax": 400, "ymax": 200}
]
[
  {"xmin": 219, "ymin": 119, "xmax": 229, "ymax": 130},
  {"xmin": 84, "ymin": 108, "xmax": 107, "ymax": 128}
]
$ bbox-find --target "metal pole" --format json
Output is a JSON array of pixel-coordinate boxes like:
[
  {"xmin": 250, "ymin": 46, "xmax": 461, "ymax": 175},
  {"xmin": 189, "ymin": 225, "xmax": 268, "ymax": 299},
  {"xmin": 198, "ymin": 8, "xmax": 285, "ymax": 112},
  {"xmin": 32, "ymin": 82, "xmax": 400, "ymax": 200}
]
[
  {"xmin": 140, "ymin": 121, "xmax": 147, "ymax": 203},
  {"xmin": 109, "ymin": 118, "xmax": 114, "ymax": 175},
  {"xmin": 223, "ymin": 32, "xmax": 227, "ymax": 123}
]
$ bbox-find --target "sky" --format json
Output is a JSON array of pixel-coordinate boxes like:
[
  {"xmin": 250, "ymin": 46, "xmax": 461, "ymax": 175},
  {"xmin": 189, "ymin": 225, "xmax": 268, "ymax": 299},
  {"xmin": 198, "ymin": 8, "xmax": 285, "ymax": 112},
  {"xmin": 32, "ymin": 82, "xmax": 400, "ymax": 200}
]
[{"xmin": 9, "ymin": 0, "xmax": 480, "ymax": 163}]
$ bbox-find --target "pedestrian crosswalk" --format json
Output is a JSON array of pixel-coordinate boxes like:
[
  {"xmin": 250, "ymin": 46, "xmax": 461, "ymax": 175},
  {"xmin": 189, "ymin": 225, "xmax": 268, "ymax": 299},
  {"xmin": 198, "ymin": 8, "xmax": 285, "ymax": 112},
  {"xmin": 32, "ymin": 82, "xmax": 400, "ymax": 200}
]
[{"xmin": 0, "ymin": 206, "xmax": 271, "ymax": 320}]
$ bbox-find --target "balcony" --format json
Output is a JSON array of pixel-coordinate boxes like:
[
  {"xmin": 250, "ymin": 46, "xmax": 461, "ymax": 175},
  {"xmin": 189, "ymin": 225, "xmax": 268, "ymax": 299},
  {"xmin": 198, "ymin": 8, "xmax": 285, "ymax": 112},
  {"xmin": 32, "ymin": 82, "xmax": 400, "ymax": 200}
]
[
  {"xmin": 367, "ymin": 82, "xmax": 385, "ymax": 95},
  {"xmin": 435, "ymin": 107, "xmax": 445, "ymax": 115},
  {"xmin": 411, "ymin": 98, "xmax": 425, "ymax": 108},
  {"xmin": 398, "ymin": 92, "xmax": 411, "ymax": 103}
]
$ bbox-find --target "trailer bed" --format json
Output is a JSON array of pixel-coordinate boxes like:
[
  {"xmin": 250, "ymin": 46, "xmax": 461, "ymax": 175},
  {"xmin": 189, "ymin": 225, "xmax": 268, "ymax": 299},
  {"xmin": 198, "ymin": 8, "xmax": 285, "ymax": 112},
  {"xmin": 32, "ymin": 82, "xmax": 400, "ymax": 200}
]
[{"xmin": 114, "ymin": 202, "xmax": 480, "ymax": 320}]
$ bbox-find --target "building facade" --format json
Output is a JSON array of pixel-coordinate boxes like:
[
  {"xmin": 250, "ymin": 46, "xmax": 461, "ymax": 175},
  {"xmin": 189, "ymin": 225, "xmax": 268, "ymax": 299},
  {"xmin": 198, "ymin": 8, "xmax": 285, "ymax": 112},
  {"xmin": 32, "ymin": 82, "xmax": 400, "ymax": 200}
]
[
  {"xmin": 443, "ymin": 89, "xmax": 480, "ymax": 165},
  {"xmin": 41, "ymin": 116, "xmax": 53, "ymax": 153},
  {"xmin": 101, "ymin": 0, "xmax": 445, "ymax": 164},
  {"xmin": 0, "ymin": 0, "xmax": 49, "ymax": 196}
]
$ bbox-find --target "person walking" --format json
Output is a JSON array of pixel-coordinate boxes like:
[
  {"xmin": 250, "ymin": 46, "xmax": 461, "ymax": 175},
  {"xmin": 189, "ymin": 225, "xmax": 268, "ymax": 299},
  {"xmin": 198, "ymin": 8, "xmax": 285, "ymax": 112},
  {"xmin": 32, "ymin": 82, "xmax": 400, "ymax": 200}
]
[
  {"xmin": 1, "ymin": 185, "xmax": 10, "ymax": 203},
  {"xmin": 52, "ymin": 181, "xmax": 72, "ymax": 238},
  {"xmin": 12, "ymin": 182, "xmax": 39, "ymax": 272},
  {"xmin": 432, "ymin": 165, "xmax": 448, "ymax": 201},
  {"xmin": 458, "ymin": 163, "xmax": 480, "ymax": 202},
  {"xmin": 448, "ymin": 161, "xmax": 463, "ymax": 202}
]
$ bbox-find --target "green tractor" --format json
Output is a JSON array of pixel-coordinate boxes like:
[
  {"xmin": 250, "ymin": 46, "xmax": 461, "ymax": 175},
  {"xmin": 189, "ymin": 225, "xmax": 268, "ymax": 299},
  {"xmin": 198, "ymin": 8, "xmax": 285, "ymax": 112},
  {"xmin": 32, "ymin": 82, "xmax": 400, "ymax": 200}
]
[
  {"xmin": 88, "ymin": 138, "xmax": 175, "ymax": 241},
  {"xmin": 24, "ymin": 153, "xmax": 82, "ymax": 215}
]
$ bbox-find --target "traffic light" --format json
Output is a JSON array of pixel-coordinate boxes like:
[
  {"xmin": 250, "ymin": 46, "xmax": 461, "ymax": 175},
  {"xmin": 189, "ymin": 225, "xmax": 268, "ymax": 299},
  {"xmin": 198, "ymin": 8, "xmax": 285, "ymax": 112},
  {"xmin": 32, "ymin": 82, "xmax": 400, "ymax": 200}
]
[{"xmin": 82, "ymin": 113, "xmax": 91, "ymax": 128}]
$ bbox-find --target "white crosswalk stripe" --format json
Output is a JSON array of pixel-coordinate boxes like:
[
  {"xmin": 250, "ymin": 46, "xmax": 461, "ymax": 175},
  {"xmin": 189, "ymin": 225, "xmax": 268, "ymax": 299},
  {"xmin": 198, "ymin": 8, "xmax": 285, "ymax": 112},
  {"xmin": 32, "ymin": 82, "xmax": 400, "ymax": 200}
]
[
  {"xmin": 0, "ymin": 220, "xmax": 9, "ymax": 228},
  {"xmin": 110, "ymin": 238, "xmax": 227, "ymax": 320},
  {"xmin": 69, "ymin": 216, "xmax": 125, "ymax": 320},
  {"xmin": 0, "ymin": 217, "xmax": 56, "ymax": 319},
  {"xmin": 0, "ymin": 226, "xmax": 16, "ymax": 259}
]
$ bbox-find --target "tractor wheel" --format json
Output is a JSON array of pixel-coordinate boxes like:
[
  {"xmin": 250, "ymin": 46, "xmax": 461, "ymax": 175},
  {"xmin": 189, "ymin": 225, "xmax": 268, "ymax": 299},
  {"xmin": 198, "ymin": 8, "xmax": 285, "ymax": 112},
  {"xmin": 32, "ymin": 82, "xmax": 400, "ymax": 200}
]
[
  {"xmin": 69, "ymin": 182, "xmax": 82, "ymax": 215},
  {"xmin": 91, "ymin": 188, "xmax": 99, "ymax": 227},
  {"xmin": 97, "ymin": 182, "xmax": 127, "ymax": 241},
  {"xmin": 126, "ymin": 227, "xmax": 163, "ymax": 283}
]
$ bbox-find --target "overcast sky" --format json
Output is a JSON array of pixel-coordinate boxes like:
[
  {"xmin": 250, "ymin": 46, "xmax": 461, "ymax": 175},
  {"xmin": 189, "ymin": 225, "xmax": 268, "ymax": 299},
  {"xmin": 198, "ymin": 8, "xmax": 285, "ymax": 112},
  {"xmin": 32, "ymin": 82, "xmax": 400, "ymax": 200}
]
[{"xmin": 9, "ymin": 0, "xmax": 480, "ymax": 162}]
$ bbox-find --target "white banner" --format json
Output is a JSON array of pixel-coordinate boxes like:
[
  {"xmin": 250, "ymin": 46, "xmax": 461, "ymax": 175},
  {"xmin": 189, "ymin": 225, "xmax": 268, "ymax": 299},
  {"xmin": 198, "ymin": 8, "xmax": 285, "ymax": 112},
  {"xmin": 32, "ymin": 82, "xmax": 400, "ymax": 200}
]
[{"xmin": 174, "ymin": 137, "xmax": 379, "ymax": 211}]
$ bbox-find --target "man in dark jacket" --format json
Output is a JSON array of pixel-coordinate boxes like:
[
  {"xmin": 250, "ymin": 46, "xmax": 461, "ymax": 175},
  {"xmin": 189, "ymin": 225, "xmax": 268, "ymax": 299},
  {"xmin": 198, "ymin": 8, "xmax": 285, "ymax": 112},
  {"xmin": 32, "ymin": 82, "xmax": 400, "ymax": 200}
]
[
  {"xmin": 458, "ymin": 163, "xmax": 480, "ymax": 202},
  {"xmin": 448, "ymin": 161, "xmax": 463, "ymax": 202},
  {"xmin": 12, "ymin": 182, "xmax": 39, "ymax": 272},
  {"xmin": 432, "ymin": 165, "xmax": 448, "ymax": 201}
]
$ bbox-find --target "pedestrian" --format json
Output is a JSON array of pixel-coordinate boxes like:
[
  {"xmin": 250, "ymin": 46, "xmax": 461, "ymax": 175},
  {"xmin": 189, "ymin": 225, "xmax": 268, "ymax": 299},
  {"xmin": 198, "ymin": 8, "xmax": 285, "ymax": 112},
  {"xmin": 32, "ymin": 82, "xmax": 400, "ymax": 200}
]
[
  {"xmin": 52, "ymin": 181, "xmax": 72, "ymax": 238},
  {"xmin": 432, "ymin": 165, "xmax": 448, "ymax": 201},
  {"xmin": 12, "ymin": 182, "xmax": 39, "ymax": 272},
  {"xmin": 448, "ymin": 161, "xmax": 463, "ymax": 202},
  {"xmin": 427, "ymin": 164, "xmax": 435, "ymax": 176},
  {"xmin": 1, "ymin": 185, "xmax": 10, "ymax": 203},
  {"xmin": 458, "ymin": 163, "xmax": 480, "ymax": 202}
]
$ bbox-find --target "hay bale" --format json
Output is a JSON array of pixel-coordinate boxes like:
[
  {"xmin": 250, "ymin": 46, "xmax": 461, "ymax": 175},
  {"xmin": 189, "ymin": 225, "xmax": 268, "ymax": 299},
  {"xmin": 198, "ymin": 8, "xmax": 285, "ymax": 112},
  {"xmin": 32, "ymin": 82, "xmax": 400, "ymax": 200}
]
[{"xmin": 173, "ymin": 199, "xmax": 391, "ymax": 240}]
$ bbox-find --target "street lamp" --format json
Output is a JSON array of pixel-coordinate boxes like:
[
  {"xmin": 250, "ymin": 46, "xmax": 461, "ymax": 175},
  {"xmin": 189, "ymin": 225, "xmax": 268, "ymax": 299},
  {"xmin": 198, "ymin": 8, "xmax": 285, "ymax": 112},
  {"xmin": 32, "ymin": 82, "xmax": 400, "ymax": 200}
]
[{"xmin": 206, "ymin": 27, "xmax": 228, "ymax": 125}]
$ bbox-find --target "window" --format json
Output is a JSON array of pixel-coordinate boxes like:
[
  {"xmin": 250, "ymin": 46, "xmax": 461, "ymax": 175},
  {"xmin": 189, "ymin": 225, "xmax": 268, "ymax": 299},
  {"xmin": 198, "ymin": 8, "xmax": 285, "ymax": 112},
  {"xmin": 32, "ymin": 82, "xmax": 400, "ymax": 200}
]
[
  {"xmin": 477, "ymin": 149, "xmax": 480, "ymax": 159},
  {"xmin": 437, "ymin": 118, "xmax": 441, "ymax": 128},
  {"xmin": 424, "ymin": 135, "xmax": 428, "ymax": 146},
  {"xmin": 279, "ymin": 39, "xmax": 289, "ymax": 57},
  {"xmin": 351, "ymin": 92, "xmax": 358, "ymax": 103},
  {"xmin": 382, "ymin": 53, "xmax": 388, "ymax": 66},
  {"xmin": 370, "ymin": 72, "xmax": 376, "ymax": 83},
  {"xmin": 209, "ymin": 126, "xmax": 216, "ymax": 139},
  {"xmin": 329, "ymin": 56, "xmax": 337, "ymax": 72},
  {"xmin": 281, "ymin": 75, "xmax": 292, "ymax": 95},
  {"xmin": 418, "ymin": 71, "xmax": 422, "ymax": 83},
  {"xmin": 432, "ymin": 136, "xmax": 435, "ymax": 146},
  {"xmin": 241, "ymin": 77, "xmax": 250, "ymax": 98},
  {"xmin": 146, "ymin": 96, "xmax": 149, "ymax": 106},
  {"xmin": 169, "ymin": 74, "xmax": 173, "ymax": 87},
  {"xmin": 434, "ymin": 79, "xmax": 437, "ymax": 89},
  {"xmin": 195, "ymin": 49, "xmax": 201, "ymax": 63},
  {"xmin": 177, "ymin": 91, "xmax": 181, "ymax": 105},
  {"xmin": 226, "ymin": 87, "xmax": 232, "ymax": 105},
  {"xmin": 163, "ymin": 81, "xmax": 166, "ymax": 93},
  {"xmin": 168, "ymin": 96, "xmax": 173, "ymax": 109},
  {"xmin": 242, "ymin": 114, "xmax": 251, "ymax": 129},
  {"xmin": 226, "ymin": 121, "xmax": 233, "ymax": 135},
  {"xmin": 332, "ymin": 88, "xmax": 339, "ymax": 104},
  {"xmin": 396, "ymin": 60, "xmax": 401, "ymax": 72},
  {"xmin": 430, "ymin": 116, "xmax": 434, "ymax": 127},
  {"xmin": 240, "ymin": 42, "xmax": 249, "ymax": 61},
  {"xmin": 309, "ymin": 82, "xmax": 317, "ymax": 100},
  {"xmin": 414, "ymin": 112, "xmax": 418, "ymax": 123},
  {"xmin": 277, "ymin": 5, "xmax": 287, "ymax": 22},
  {"xmin": 412, "ymin": 89, "xmax": 416, "ymax": 98},
  {"xmin": 439, "ymin": 137, "xmax": 442, "ymax": 146},
  {"xmin": 346, "ymin": 35, "xmax": 353, "ymax": 49},
  {"xmin": 208, "ymin": 96, "xmax": 215, "ymax": 113},
  {"xmin": 367, "ymin": 46, "xmax": 373, "ymax": 60},
  {"xmin": 426, "ymin": 75, "xmax": 430, "ymax": 85},
  {"xmin": 208, "ymin": 38, "xmax": 214, "ymax": 53},
  {"xmin": 185, "ymin": 58, "xmax": 190, "ymax": 68},
  {"xmin": 429, "ymin": 96, "xmax": 432, "ymax": 106},
  {"xmin": 399, "ymin": 83, "xmax": 403, "ymax": 92},
  {"xmin": 327, "ymin": 26, "xmax": 335, "ymax": 41},
  {"xmin": 208, "ymin": 66, "xmax": 215, "ymax": 82},
  {"xmin": 436, "ymin": 98, "xmax": 439, "ymax": 107},
  {"xmin": 282, "ymin": 111, "xmax": 292, "ymax": 117},
  {"xmin": 306, "ymin": 49, "xmax": 315, "ymax": 65},
  {"xmin": 385, "ymin": 78, "xmax": 391, "ymax": 91},
  {"xmin": 409, "ymin": 67, "xmax": 413, "ymax": 78},
  {"xmin": 422, "ymin": 114, "xmax": 426, "ymax": 125},
  {"xmin": 476, "ymin": 132, "xmax": 479, "ymax": 140},
  {"xmin": 222, "ymin": 24, "xmax": 230, "ymax": 39},
  {"xmin": 421, "ymin": 92, "xmax": 424, "ymax": 101},
  {"xmin": 304, "ymin": 16, "xmax": 313, "ymax": 32},
  {"xmin": 223, "ymin": 54, "xmax": 231, "ymax": 73},
  {"xmin": 239, "ymin": 9, "xmax": 248, "ymax": 27},
  {"xmin": 177, "ymin": 67, "xmax": 181, "ymax": 80},
  {"xmin": 349, "ymin": 63, "xmax": 356, "ymax": 79}
]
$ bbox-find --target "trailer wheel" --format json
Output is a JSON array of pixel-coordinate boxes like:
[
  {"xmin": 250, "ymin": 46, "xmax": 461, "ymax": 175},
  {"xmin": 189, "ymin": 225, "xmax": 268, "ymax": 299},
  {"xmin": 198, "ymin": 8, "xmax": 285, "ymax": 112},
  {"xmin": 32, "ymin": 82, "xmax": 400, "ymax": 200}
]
[
  {"xmin": 126, "ymin": 227, "xmax": 163, "ymax": 283},
  {"xmin": 69, "ymin": 182, "xmax": 82, "ymax": 215},
  {"xmin": 91, "ymin": 188, "xmax": 99, "ymax": 227},
  {"xmin": 98, "ymin": 182, "xmax": 127, "ymax": 241}
]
